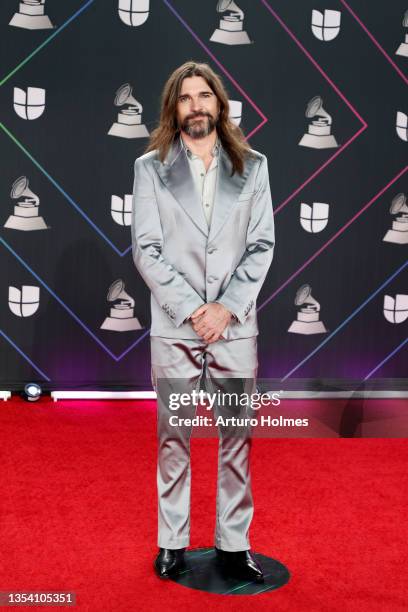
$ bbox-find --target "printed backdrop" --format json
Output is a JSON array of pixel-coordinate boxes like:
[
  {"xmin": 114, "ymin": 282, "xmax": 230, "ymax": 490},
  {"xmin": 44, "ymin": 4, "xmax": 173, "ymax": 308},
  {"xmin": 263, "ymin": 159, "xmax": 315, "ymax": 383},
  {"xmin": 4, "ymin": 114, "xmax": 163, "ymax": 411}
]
[{"xmin": 1, "ymin": 0, "xmax": 407, "ymax": 391}]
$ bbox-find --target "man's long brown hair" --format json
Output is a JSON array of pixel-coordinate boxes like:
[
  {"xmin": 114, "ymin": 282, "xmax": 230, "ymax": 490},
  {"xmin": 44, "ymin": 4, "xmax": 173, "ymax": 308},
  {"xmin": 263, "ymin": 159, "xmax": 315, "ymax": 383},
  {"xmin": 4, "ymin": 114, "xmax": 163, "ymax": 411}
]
[{"xmin": 144, "ymin": 61, "xmax": 255, "ymax": 176}]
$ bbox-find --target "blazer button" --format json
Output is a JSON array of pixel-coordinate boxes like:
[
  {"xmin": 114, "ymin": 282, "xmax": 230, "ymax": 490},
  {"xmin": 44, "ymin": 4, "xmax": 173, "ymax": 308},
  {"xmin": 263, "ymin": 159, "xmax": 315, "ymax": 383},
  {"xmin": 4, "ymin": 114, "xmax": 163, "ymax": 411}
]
[
  {"xmin": 207, "ymin": 276, "xmax": 214, "ymax": 283},
  {"xmin": 207, "ymin": 247, "xmax": 217, "ymax": 254}
]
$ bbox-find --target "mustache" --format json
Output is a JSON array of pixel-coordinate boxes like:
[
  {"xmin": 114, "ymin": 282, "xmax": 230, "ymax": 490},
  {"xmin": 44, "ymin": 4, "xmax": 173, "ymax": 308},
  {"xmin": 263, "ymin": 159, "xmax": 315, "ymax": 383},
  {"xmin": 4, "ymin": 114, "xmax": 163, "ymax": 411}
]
[{"xmin": 186, "ymin": 113, "xmax": 211, "ymax": 120}]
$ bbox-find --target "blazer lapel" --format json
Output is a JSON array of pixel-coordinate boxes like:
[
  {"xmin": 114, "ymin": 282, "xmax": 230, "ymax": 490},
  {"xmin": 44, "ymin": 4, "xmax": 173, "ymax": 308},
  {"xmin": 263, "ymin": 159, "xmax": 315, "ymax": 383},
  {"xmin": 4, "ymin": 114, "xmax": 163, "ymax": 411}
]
[
  {"xmin": 153, "ymin": 137, "xmax": 209, "ymax": 237},
  {"xmin": 152, "ymin": 135, "xmax": 258, "ymax": 241},
  {"xmin": 208, "ymin": 145, "xmax": 256, "ymax": 242}
]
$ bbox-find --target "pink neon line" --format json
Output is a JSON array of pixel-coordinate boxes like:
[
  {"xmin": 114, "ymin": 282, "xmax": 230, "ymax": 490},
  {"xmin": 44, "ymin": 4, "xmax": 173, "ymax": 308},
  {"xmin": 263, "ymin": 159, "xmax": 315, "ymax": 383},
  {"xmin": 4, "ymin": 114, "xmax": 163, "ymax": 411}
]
[
  {"xmin": 340, "ymin": 0, "xmax": 408, "ymax": 86},
  {"xmin": 245, "ymin": 118, "xmax": 268, "ymax": 141},
  {"xmin": 274, "ymin": 125, "xmax": 367, "ymax": 213},
  {"xmin": 258, "ymin": 165, "xmax": 408, "ymax": 311},
  {"xmin": 260, "ymin": 0, "xmax": 369, "ymax": 124},
  {"xmin": 166, "ymin": 1, "xmax": 369, "ymax": 218},
  {"xmin": 164, "ymin": 0, "xmax": 267, "ymax": 121}
]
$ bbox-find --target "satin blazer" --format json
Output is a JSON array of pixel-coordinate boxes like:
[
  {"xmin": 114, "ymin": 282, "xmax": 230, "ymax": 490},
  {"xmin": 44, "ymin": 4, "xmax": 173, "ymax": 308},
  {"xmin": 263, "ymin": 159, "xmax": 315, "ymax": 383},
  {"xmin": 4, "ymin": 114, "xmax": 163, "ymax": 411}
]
[{"xmin": 131, "ymin": 135, "xmax": 275, "ymax": 340}]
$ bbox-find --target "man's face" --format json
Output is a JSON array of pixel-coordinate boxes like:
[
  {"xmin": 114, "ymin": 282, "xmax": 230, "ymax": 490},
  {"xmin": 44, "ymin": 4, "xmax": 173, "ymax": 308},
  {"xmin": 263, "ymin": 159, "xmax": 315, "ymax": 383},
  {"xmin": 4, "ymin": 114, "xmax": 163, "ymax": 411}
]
[{"xmin": 176, "ymin": 75, "xmax": 220, "ymax": 139}]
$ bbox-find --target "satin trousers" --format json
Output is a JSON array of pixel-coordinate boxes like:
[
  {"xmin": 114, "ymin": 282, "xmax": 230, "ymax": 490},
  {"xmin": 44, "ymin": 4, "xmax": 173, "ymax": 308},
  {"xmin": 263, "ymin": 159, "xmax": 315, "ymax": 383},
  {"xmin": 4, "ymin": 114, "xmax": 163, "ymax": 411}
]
[{"xmin": 150, "ymin": 335, "xmax": 258, "ymax": 552}]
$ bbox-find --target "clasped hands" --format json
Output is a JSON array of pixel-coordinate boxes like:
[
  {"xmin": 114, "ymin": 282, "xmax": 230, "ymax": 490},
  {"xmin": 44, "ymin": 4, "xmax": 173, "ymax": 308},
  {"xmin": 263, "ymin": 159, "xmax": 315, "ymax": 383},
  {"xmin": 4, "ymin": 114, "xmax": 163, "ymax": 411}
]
[{"xmin": 189, "ymin": 302, "xmax": 232, "ymax": 344}]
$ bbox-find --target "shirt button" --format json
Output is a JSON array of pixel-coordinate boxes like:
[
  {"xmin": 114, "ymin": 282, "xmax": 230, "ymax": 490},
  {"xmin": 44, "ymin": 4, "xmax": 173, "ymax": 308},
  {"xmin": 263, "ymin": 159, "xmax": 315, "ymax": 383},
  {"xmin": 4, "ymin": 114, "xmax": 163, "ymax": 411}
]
[
  {"xmin": 205, "ymin": 204, "xmax": 210, "ymax": 208},
  {"xmin": 207, "ymin": 276, "xmax": 214, "ymax": 283},
  {"xmin": 200, "ymin": 173, "xmax": 204, "ymax": 177}
]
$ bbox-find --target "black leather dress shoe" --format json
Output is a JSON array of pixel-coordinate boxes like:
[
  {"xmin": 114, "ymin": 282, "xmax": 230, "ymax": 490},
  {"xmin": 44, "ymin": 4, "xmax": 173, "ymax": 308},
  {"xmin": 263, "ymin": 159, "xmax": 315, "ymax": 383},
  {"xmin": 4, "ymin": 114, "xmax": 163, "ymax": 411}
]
[
  {"xmin": 154, "ymin": 548, "xmax": 186, "ymax": 578},
  {"xmin": 215, "ymin": 547, "xmax": 264, "ymax": 583}
]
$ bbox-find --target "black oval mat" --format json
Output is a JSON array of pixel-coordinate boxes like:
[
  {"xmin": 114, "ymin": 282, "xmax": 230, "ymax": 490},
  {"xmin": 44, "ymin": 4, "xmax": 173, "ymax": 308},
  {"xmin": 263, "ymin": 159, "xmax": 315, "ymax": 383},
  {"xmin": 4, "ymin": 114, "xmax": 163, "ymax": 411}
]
[{"xmin": 168, "ymin": 547, "xmax": 290, "ymax": 595}]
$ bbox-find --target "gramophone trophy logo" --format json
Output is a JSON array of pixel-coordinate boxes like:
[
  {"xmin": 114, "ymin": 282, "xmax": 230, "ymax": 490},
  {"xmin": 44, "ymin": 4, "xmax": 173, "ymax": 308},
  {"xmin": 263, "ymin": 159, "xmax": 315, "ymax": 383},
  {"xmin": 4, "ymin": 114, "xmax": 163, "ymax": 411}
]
[
  {"xmin": 9, "ymin": 0, "xmax": 54, "ymax": 30},
  {"xmin": 210, "ymin": 0, "xmax": 252, "ymax": 46},
  {"xmin": 395, "ymin": 9, "xmax": 408, "ymax": 57},
  {"xmin": 299, "ymin": 96, "xmax": 339, "ymax": 149},
  {"xmin": 383, "ymin": 294, "xmax": 408, "ymax": 324},
  {"xmin": 108, "ymin": 83, "xmax": 149, "ymax": 139},
  {"xmin": 288, "ymin": 284, "xmax": 328, "ymax": 334},
  {"xmin": 100, "ymin": 280, "xmax": 142, "ymax": 331},
  {"xmin": 8, "ymin": 285, "xmax": 40, "ymax": 317},
  {"xmin": 4, "ymin": 176, "xmax": 49, "ymax": 231},
  {"xmin": 118, "ymin": 0, "xmax": 150, "ymax": 27},
  {"xmin": 311, "ymin": 9, "xmax": 341, "ymax": 42},
  {"xmin": 383, "ymin": 193, "xmax": 408, "ymax": 245},
  {"xmin": 300, "ymin": 202, "xmax": 330, "ymax": 233}
]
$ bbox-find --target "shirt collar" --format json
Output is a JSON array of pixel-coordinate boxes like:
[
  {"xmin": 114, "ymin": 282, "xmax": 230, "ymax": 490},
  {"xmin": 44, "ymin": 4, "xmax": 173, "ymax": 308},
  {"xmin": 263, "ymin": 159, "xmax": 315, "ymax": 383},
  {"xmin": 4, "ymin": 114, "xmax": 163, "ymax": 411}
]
[{"xmin": 180, "ymin": 134, "xmax": 220, "ymax": 160}]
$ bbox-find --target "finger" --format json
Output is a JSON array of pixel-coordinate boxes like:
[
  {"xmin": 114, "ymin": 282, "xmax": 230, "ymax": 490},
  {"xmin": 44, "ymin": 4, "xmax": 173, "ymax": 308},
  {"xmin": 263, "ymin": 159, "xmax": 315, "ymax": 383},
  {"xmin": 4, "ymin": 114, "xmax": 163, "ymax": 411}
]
[
  {"xmin": 192, "ymin": 320, "xmax": 205, "ymax": 332},
  {"xmin": 207, "ymin": 332, "xmax": 220, "ymax": 344},
  {"xmin": 191, "ymin": 306, "xmax": 207, "ymax": 319},
  {"xmin": 191, "ymin": 312, "xmax": 204, "ymax": 321},
  {"xmin": 203, "ymin": 329, "xmax": 216, "ymax": 342},
  {"xmin": 193, "ymin": 322, "xmax": 209, "ymax": 335},
  {"xmin": 193, "ymin": 319, "xmax": 209, "ymax": 334},
  {"xmin": 199, "ymin": 317, "xmax": 212, "ymax": 327}
]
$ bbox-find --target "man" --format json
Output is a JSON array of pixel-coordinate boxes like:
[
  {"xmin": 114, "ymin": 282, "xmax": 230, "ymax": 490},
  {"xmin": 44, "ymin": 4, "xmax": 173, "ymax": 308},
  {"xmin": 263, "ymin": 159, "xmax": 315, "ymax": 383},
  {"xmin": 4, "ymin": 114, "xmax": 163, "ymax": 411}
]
[{"xmin": 131, "ymin": 61, "xmax": 275, "ymax": 582}]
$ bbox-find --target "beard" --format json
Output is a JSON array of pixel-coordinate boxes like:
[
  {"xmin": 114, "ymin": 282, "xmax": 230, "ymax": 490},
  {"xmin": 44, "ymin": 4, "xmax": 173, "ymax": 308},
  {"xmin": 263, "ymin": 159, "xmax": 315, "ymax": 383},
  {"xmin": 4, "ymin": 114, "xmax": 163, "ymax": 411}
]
[{"xmin": 179, "ymin": 112, "xmax": 218, "ymax": 139}]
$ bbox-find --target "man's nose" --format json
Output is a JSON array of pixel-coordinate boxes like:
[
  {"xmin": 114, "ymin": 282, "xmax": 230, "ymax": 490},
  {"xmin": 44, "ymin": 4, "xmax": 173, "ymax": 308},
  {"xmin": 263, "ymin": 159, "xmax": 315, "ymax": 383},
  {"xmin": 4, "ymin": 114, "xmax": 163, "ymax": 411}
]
[{"xmin": 190, "ymin": 98, "xmax": 203, "ymax": 112}]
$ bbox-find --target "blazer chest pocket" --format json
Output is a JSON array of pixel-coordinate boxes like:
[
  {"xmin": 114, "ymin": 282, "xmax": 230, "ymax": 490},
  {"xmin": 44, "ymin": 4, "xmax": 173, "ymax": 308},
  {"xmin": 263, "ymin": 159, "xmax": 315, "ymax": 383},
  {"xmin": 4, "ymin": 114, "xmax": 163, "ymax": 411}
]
[{"xmin": 237, "ymin": 191, "xmax": 255, "ymax": 203}]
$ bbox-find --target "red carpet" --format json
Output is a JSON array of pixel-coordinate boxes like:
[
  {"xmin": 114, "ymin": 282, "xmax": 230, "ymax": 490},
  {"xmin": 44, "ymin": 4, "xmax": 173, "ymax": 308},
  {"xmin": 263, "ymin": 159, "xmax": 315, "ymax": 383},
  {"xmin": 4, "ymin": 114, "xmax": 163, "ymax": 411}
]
[{"xmin": 1, "ymin": 397, "xmax": 407, "ymax": 611}]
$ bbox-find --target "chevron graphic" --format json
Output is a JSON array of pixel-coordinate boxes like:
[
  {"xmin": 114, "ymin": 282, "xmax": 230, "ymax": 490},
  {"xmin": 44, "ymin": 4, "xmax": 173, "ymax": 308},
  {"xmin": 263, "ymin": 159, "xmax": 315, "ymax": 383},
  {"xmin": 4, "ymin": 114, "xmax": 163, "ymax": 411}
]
[
  {"xmin": 0, "ymin": 328, "xmax": 51, "ymax": 381},
  {"xmin": 1, "ymin": 0, "xmax": 406, "ymax": 384},
  {"xmin": 1, "ymin": 237, "xmax": 151, "ymax": 362},
  {"xmin": 258, "ymin": 166, "xmax": 408, "ymax": 312},
  {"xmin": 363, "ymin": 336, "xmax": 408, "ymax": 380},
  {"xmin": 0, "ymin": 1, "xmax": 266, "ymax": 256},
  {"xmin": 0, "ymin": 0, "xmax": 268, "ymax": 368},
  {"xmin": 340, "ymin": 0, "xmax": 408, "ymax": 86},
  {"xmin": 281, "ymin": 259, "xmax": 408, "ymax": 381},
  {"xmin": 260, "ymin": 0, "xmax": 368, "ymax": 213}
]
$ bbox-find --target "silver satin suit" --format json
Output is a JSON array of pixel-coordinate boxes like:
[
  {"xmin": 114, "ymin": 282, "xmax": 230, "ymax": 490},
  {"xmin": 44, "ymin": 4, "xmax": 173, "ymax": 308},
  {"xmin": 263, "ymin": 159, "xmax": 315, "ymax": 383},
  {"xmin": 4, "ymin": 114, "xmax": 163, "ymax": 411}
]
[{"xmin": 131, "ymin": 134, "xmax": 275, "ymax": 551}]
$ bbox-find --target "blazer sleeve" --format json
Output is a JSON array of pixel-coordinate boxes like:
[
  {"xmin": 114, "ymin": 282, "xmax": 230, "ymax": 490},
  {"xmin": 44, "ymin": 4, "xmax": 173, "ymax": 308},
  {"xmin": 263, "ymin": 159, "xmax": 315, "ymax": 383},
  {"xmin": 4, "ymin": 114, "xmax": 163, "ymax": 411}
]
[
  {"xmin": 131, "ymin": 157, "xmax": 205, "ymax": 327},
  {"xmin": 216, "ymin": 154, "xmax": 275, "ymax": 325}
]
